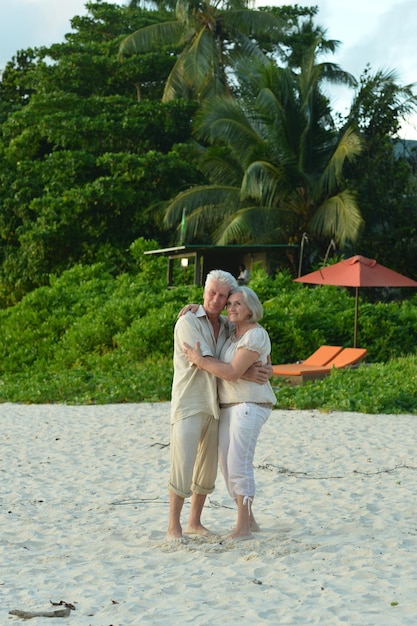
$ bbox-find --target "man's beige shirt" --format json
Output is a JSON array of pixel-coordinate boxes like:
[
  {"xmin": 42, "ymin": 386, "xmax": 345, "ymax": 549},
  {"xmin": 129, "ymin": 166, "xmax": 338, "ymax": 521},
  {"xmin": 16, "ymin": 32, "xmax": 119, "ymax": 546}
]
[{"xmin": 170, "ymin": 306, "xmax": 229, "ymax": 424}]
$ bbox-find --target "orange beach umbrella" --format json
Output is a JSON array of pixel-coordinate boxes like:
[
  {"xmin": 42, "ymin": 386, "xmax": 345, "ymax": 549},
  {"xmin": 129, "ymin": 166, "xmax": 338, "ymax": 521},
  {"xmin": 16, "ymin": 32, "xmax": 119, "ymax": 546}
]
[{"xmin": 294, "ymin": 255, "xmax": 417, "ymax": 347}]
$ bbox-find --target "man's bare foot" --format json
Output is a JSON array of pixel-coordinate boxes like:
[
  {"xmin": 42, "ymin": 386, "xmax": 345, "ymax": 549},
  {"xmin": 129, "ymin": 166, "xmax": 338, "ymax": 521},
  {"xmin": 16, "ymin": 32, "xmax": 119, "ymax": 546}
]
[
  {"xmin": 184, "ymin": 524, "xmax": 214, "ymax": 537},
  {"xmin": 166, "ymin": 523, "xmax": 188, "ymax": 543},
  {"xmin": 166, "ymin": 532, "xmax": 188, "ymax": 544}
]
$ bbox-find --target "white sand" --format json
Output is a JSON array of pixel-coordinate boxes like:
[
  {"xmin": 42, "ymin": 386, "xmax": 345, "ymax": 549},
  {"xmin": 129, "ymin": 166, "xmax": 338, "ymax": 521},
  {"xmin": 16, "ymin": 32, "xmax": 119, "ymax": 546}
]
[{"xmin": 1, "ymin": 402, "xmax": 417, "ymax": 625}]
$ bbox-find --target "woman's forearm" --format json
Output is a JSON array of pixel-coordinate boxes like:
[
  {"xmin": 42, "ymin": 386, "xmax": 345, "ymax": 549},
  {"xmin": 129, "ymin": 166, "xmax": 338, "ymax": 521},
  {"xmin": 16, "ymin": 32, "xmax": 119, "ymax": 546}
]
[{"xmin": 195, "ymin": 355, "xmax": 241, "ymax": 381}]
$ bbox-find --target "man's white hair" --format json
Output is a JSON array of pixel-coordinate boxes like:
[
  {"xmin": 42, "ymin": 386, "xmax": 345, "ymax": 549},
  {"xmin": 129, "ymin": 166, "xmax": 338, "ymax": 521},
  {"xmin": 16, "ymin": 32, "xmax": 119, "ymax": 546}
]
[{"xmin": 205, "ymin": 269, "xmax": 238, "ymax": 292}]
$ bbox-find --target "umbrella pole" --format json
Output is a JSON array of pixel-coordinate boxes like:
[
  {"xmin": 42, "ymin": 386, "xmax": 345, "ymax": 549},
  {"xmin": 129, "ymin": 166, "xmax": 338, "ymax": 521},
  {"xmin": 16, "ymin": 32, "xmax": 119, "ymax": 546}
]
[{"xmin": 354, "ymin": 287, "xmax": 359, "ymax": 348}]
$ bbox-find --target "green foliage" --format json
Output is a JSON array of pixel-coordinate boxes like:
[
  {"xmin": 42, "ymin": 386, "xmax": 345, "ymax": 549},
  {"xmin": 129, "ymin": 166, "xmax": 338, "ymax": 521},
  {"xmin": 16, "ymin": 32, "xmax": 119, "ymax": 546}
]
[
  {"xmin": 0, "ymin": 92, "xmax": 200, "ymax": 304},
  {"xmin": 0, "ymin": 356, "xmax": 174, "ymax": 404},
  {"xmin": 275, "ymin": 356, "xmax": 417, "ymax": 415},
  {"xmin": 0, "ymin": 261, "xmax": 416, "ymax": 413},
  {"xmin": 2, "ymin": 94, "xmax": 197, "ymax": 157},
  {"xmin": 262, "ymin": 284, "xmax": 356, "ymax": 363},
  {"xmin": 0, "ymin": 2, "xmax": 202, "ymax": 305},
  {"xmin": 346, "ymin": 67, "xmax": 417, "ymax": 277}
]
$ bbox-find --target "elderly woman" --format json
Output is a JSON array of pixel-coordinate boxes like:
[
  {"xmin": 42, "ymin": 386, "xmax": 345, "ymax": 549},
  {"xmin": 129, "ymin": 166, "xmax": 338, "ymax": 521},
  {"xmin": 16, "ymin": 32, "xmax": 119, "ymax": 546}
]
[{"xmin": 184, "ymin": 286, "xmax": 275, "ymax": 541}]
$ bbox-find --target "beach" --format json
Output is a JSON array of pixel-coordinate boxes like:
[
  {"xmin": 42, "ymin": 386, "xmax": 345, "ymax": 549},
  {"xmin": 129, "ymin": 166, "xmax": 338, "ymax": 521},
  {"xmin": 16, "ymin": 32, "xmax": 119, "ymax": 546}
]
[{"xmin": 1, "ymin": 402, "xmax": 417, "ymax": 625}]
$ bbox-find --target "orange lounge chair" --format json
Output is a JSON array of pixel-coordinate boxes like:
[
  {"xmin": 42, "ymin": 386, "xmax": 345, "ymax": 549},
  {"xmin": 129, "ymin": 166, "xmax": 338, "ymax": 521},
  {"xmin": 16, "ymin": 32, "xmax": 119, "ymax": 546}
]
[
  {"xmin": 272, "ymin": 345, "xmax": 343, "ymax": 377},
  {"xmin": 272, "ymin": 347, "xmax": 368, "ymax": 385}
]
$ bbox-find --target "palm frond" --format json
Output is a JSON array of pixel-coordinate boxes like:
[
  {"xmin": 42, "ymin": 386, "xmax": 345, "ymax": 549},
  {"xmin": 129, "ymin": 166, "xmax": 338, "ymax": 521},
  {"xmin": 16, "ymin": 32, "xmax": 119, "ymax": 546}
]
[
  {"xmin": 181, "ymin": 29, "xmax": 225, "ymax": 96},
  {"xmin": 163, "ymin": 53, "xmax": 195, "ymax": 101},
  {"xmin": 309, "ymin": 189, "xmax": 364, "ymax": 246},
  {"xmin": 213, "ymin": 204, "xmax": 286, "ymax": 244},
  {"xmin": 221, "ymin": 9, "xmax": 283, "ymax": 39},
  {"xmin": 241, "ymin": 160, "xmax": 286, "ymax": 206},
  {"xmin": 255, "ymin": 87, "xmax": 283, "ymax": 122},
  {"xmin": 196, "ymin": 96, "xmax": 266, "ymax": 160},
  {"xmin": 319, "ymin": 127, "xmax": 363, "ymax": 193},
  {"xmin": 229, "ymin": 33, "xmax": 270, "ymax": 63},
  {"xmin": 199, "ymin": 147, "xmax": 244, "ymax": 185},
  {"xmin": 118, "ymin": 21, "xmax": 184, "ymax": 58},
  {"xmin": 318, "ymin": 62, "xmax": 357, "ymax": 88},
  {"xmin": 234, "ymin": 55, "xmax": 274, "ymax": 96},
  {"xmin": 163, "ymin": 185, "xmax": 241, "ymax": 228}
]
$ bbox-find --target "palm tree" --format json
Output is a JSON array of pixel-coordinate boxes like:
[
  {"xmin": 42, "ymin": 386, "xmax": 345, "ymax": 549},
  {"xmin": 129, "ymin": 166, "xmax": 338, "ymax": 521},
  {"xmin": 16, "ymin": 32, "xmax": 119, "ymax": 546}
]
[
  {"xmin": 163, "ymin": 39, "xmax": 364, "ymax": 250},
  {"xmin": 346, "ymin": 66, "xmax": 417, "ymax": 270},
  {"xmin": 118, "ymin": 0, "xmax": 283, "ymax": 102}
]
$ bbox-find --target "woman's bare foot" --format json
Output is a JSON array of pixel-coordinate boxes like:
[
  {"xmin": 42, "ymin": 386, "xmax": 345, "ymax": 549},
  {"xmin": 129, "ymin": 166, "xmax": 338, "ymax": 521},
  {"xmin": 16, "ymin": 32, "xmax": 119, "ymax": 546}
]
[{"xmin": 222, "ymin": 530, "xmax": 254, "ymax": 543}]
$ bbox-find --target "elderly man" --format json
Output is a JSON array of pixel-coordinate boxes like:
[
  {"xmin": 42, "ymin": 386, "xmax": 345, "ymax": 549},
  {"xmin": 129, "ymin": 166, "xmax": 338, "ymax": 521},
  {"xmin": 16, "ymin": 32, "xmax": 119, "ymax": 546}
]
[{"xmin": 167, "ymin": 269, "xmax": 272, "ymax": 542}]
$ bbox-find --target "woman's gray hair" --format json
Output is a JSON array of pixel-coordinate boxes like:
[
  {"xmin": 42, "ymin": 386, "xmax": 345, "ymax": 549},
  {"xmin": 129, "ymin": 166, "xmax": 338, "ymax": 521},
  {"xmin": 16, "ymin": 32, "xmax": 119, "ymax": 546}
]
[
  {"xmin": 205, "ymin": 269, "xmax": 238, "ymax": 292},
  {"xmin": 234, "ymin": 286, "xmax": 263, "ymax": 322}
]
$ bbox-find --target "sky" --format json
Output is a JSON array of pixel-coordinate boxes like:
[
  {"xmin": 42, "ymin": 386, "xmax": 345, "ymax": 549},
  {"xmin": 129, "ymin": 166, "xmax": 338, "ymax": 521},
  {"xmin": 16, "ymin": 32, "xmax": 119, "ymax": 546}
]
[{"xmin": 1, "ymin": 0, "xmax": 416, "ymax": 138}]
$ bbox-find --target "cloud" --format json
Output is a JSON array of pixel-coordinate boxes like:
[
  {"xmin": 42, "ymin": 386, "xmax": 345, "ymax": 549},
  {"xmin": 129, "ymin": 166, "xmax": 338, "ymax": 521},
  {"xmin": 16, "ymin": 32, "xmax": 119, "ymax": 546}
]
[
  {"xmin": 335, "ymin": 0, "xmax": 414, "ymax": 83},
  {"xmin": 374, "ymin": 1, "xmax": 417, "ymax": 83}
]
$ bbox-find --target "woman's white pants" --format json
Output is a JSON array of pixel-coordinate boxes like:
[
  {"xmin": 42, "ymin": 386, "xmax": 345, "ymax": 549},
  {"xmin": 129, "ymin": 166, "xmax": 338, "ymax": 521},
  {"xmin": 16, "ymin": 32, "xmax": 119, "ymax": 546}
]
[{"xmin": 218, "ymin": 403, "xmax": 270, "ymax": 501}]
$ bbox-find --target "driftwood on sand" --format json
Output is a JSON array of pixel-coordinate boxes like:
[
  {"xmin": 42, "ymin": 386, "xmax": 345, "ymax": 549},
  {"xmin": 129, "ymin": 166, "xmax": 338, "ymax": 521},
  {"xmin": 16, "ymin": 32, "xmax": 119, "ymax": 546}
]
[{"xmin": 9, "ymin": 600, "xmax": 75, "ymax": 620}]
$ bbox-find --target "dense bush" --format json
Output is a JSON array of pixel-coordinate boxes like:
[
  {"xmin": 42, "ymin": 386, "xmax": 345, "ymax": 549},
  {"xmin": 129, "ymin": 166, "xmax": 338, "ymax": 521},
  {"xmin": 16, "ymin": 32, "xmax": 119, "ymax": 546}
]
[
  {"xmin": 0, "ymin": 255, "xmax": 416, "ymax": 412},
  {"xmin": 275, "ymin": 355, "xmax": 417, "ymax": 415}
]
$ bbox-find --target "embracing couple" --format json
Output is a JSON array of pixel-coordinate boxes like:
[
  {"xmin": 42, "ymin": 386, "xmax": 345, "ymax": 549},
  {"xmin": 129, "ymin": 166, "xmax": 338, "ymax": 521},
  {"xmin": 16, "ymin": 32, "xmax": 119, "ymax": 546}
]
[{"xmin": 167, "ymin": 269, "xmax": 276, "ymax": 544}]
